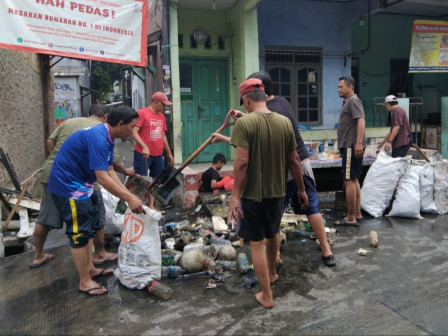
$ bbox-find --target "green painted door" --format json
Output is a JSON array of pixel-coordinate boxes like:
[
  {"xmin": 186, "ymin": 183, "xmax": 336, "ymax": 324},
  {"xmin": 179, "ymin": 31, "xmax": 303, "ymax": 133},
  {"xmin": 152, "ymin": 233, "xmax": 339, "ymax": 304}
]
[{"xmin": 180, "ymin": 58, "xmax": 229, "ymax": 163}]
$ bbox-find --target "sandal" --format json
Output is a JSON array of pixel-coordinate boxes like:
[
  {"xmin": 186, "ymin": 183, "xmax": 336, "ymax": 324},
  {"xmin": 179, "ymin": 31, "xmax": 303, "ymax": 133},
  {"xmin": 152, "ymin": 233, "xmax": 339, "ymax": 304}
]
[{"xmin": 334, "ymin": 218, "xmax": 358, "ymax": 227}]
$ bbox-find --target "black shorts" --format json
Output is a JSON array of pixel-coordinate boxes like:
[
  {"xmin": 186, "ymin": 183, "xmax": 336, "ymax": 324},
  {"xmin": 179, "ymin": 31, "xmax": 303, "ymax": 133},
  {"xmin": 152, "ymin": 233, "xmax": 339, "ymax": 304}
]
[
  {"xmin": 52, "ymin": 192, "xmax": 100, "ymax": 248},
  {"xmin": 340, "ymin": 147, "xmax": 363, "ymax": 180},
  {"xmin": 392, "ymin": 141, "xmax": 412, "ymax": 158},
  {"xmin": 237, "ymin": 198, "xmax": 283, "ymax": 242}
]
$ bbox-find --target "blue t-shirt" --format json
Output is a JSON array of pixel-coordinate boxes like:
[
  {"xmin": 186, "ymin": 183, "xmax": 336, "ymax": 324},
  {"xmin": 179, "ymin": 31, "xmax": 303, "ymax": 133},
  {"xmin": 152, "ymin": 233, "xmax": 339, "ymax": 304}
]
[{"xmin": 48, "ymin": 123, "xmax": 115, "ymax": 200}]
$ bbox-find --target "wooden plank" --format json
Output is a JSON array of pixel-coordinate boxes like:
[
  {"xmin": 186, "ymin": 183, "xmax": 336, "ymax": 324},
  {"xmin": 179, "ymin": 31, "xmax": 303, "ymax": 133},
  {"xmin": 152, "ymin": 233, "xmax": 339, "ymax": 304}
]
[
  {"xmin": 3, "ymin": 177, "xmax": 33, "ymax": 230},
  {"xmin": 8, "ymin": 196, "xmax": 41, "ymax": 211}
]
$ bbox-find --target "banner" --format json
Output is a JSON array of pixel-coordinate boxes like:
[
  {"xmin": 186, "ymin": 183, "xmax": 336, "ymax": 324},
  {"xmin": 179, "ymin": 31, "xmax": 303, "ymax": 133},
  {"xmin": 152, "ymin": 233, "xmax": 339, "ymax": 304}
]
[
  {"xmin": 409, "ymin": 20, "xmax": 448, "ymax": 73},
  {"xmin": 0, "ymin": 0, "xmax": 148, "ymax": 66}
]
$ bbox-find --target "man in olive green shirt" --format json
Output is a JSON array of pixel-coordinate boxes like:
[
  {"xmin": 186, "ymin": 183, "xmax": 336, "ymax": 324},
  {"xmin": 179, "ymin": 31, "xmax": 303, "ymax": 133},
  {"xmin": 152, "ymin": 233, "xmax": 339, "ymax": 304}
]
[{"xmin": 228, "ymin": 78, "xmax": 309, "ymax": 309}]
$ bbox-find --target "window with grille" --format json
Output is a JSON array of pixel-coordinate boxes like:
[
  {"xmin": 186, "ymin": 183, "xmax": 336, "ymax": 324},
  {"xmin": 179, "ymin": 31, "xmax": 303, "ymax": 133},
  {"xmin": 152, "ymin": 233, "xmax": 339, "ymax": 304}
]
[{"xmin": 265, "ymin": 47, "xmax": 323, "ymax": 125}]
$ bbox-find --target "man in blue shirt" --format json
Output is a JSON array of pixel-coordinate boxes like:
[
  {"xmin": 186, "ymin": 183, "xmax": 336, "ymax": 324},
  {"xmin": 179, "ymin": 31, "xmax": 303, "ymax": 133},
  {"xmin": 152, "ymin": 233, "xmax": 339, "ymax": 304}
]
[{"xmin": 48, "ymin": 106, "xmax": 145, "ymax": 296}]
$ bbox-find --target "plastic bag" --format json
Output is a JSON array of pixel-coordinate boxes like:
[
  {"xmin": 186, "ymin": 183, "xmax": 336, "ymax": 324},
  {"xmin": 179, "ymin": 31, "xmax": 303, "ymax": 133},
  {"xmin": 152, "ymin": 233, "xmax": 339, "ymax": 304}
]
[
  {"xmin": 419, "ymin": 163, "xmax": 440, "ymax": 214},
  {"xmin": 434, "ymin": 160, "xmax": 448, "ymax": 214},
  {"xmin": 114, "ymin": 206, "xmax": 163, "ymax": 289},
  {"xmin": 361, "ymin": 151, "xmax": 407, "ymax": 218},
  {"xmin": 215, "ymin": 176, "xmax": 232, "ymax": 189},
  {"xmin": 224, "ymin": 178, "xmax": 234, "ymax": 191},
  {"xmin": 388, "ymin": 163, "xmax": 423, "ymax": 219},
  {"xmin": 101, "ymin": 187, "xmax": 125, "ymax": 235},
  {"xmin": 363, "ymin": 144, "xmax": 377, "ymax": 159}
]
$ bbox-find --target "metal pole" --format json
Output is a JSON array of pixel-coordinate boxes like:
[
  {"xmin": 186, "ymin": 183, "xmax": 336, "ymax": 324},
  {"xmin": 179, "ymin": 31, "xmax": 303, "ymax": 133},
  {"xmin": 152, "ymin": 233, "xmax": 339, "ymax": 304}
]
[{"xmin": 162, "ymin": 0, "xmax": 174, "ymax": 165}]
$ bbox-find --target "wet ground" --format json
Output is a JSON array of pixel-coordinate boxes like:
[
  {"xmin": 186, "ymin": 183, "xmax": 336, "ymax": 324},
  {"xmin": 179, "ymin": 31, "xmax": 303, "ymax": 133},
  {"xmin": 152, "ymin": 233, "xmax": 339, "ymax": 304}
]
[
  {"xmin": 2, "ymin": 141, "xmax": 447, "ymax": 335},
  {"xmin": 1, "ymin": 201, "xmax": 447, "ymax": 335}
]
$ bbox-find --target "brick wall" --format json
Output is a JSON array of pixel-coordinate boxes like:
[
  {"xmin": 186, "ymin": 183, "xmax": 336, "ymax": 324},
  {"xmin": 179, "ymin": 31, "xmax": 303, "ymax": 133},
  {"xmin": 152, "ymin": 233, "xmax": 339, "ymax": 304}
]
[{"xmin": 0, "ymin": 49, "xmax": 52, "ymax": 193}]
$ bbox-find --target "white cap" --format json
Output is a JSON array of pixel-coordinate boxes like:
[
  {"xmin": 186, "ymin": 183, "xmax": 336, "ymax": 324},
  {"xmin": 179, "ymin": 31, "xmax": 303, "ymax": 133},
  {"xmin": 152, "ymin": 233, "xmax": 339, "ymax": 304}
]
[{"xmin": 385, "ymin": 95, "xmax": 397, "ymax": 103}]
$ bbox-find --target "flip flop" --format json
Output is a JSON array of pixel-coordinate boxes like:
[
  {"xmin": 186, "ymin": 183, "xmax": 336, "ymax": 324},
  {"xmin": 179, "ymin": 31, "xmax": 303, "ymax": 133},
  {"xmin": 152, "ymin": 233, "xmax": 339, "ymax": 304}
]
[
  {"xmin": 321, "ymin": 255, "xmax": 336, "ymax": 267},
  {"xmin": 92, "ymin": 268, "xmax": 114, "ymax": 279},
  {"xmin": 29, "ymin": 254, "xmax": 55, "ymax": 268},
  {"xmin": 93, "ymin": 252, "xmax": 118, "ymax": 266},
  {"xmin": 334, "ymin": 218, "xmax": 358, "ymax": 227},
  {"xmin": 78, "ymin": 286, "xmax": 108, "ymax": 296}
]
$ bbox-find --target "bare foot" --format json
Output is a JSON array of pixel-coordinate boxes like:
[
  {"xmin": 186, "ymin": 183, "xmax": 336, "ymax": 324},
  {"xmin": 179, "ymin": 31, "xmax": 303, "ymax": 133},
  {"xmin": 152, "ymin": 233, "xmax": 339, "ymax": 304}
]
[
  {"xmin": 255, "ymin": 291, "xmax": 274, "ymax": 309},
  {"xmin": 270, "ymin": 273, "xmax": 279, "ymax": 285},
  {"xmin": 276, "ymin": 252, "xmax": 283, "ymax": 266}
]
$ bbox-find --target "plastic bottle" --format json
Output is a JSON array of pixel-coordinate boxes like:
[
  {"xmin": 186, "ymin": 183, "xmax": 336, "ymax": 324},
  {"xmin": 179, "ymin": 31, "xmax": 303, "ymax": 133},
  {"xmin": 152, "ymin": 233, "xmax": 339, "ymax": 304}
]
[
  {"xmin": 177, "ymin": 220, "xmax": 191, "ymax": 230},
  {"xmin": 215, "ymin": 260, "xmax": 237, "ymax": 270},
  {"xmin": 183, "ymin": 237, "xmax": 205, "ymax": 251},
  {"xmin": 161, "ymin": 265, "xmax": 186, "ymax": 278},
  {"xmin": 198, "ymin": 228, "xmax": 212, "ymax": 238},
  {"xmin": 177, "ymin": 271, "xmax": 209, "ymax": 279},
  {"xmin": 163, "ymin": 248, "xmax": 182, "ymax": 257},
  {"xmin": 242, "ymin": 275, "xmax": 258, "ymax": 289},
  {"xmin": 196, "ymin": 245, "xmax": 211, "ymax": 255},
  {"xmin": 161, "ymin": 255, "xmax": 175, "ymax": 266},
  {"xmin": 293, "ymin": 230, "xmax": 313, "ymax": 237},
  {"xmin": 202, "ymin": 220, "xmax": 214, "ymax": 230},
  {"xmin": 303, "ymin": 220, "xmax": 312, "ymax": 232},
  {"xmin": 115, "ymin": 199, "xmax": 127, "ymax": 214},
  {"xmin": 147, "ymin": 281, "xmax": 173, "ymax": 300},
  {"xmin": 369, "ymin": 231, "xmax": 379, "ymax": 247},
  {"xmin": 237, "ymin": 253, "xmax": 251, "ymax": 275},
  {"xmin": 209, "ymin": 235, "xmax": 232, "ymax": 245},
  {"xmin": 162, "ymin": 222, "xmax": 178, "ymax": 233}
]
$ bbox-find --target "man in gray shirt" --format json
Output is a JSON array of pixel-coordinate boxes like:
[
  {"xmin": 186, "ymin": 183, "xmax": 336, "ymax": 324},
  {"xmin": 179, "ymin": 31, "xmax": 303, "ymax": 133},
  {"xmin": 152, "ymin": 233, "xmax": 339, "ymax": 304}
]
[{"xmin": 335, "ymin": 76, "xmax": 365, "ymax": 227}]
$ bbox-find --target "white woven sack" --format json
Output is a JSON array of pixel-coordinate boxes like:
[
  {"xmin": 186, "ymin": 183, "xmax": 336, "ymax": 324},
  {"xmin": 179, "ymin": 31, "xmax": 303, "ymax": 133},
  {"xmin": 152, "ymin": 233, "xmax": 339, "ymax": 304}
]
[
  {"xmin": 115, "ymin": 206, "xmax": 163, "ymax": 289},
  {"xmin": 434, "ymin": 160, "xmax": 448, "ymax": 214},
  {"xmin": 360, "ymin": 151, "xmax": 407, "ymax": 218},
  {"xmin": 388, "ymin": 163, "xmax": 423, "ymax": 219},
  {"xmin": 100, "ymin": 187, "xmax": 125, "ymax": 235},
  {"xmin": 419, "ymin": 163, "xmax": 439, "ymax": 214}
]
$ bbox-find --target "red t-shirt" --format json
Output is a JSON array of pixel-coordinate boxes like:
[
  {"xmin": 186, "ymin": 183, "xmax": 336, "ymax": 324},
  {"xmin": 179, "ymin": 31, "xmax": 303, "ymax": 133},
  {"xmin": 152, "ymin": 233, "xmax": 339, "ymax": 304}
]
[{"xmin": 134, "ymin": 107, "xmax": 167, "ymax": 157}]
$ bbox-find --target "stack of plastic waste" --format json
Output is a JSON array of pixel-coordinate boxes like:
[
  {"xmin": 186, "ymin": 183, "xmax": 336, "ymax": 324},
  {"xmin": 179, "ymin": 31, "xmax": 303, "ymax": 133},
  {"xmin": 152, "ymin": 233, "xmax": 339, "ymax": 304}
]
[{"xmin": 156, "ymin": 215, "xmax": 259, "ymax": 287}]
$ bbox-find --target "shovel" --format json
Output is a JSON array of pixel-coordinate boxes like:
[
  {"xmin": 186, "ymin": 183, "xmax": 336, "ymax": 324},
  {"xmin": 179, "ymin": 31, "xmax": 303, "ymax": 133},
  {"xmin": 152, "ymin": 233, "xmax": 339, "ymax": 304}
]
[{"xmin": 149, "ymin": 110, "xmax": 236, "ymax": 205}]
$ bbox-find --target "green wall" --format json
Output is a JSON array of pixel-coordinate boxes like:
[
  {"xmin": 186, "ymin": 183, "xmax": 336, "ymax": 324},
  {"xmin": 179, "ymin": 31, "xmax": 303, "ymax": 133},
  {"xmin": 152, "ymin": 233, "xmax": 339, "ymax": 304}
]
[
  {"xmin": 352, "ymin": 14, "xmax": 448, "ymax": 127},
  {"xmin": 170, "ymin": 0, "xmax": 260, "ymax": 163}
]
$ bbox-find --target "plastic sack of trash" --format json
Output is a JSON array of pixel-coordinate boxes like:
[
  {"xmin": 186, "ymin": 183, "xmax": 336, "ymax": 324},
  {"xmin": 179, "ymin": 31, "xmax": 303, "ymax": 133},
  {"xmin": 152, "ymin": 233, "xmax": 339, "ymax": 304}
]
[
  {"xmin": 418, "ymin": 163, "xmax": 440, "ymax": 214},
  {"xmin": 434, "ymin": 160, "xmax": 448, "ymax": 214},
  {"xmin": 361, "ymin": 151, "xmax": 407, "ymax": 218},
  {"xmin": 388, "ymin": 163, "xmax": 423, "ymax": 219},
  {"xmin": 114, "ymin": 206, "xmax": 163, "ymax": 289},
  {"xmin": 101, "ymin": 187, "xmax": 125, "ymax": 235}
]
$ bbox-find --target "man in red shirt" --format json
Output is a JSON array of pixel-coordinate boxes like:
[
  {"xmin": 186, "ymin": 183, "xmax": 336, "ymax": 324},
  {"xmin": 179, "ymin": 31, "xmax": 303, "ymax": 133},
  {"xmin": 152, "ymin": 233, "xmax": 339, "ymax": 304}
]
[{"xmin": 132, "ymin": 92, "xmax": 174, "ymax": 210}]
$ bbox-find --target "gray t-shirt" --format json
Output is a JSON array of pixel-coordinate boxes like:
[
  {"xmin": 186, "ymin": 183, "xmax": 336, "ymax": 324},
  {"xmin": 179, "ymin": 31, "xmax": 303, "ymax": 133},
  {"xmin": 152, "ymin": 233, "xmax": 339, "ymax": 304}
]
[{"xmin": 337, "ymin": 94, "xmax": 366, "ymax": 149}]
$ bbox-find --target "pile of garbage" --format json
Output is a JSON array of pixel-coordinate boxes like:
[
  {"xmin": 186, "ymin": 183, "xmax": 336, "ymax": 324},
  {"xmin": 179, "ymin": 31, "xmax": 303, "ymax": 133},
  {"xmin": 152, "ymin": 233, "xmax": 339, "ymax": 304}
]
[
  {"xmin": 100, "ymin": 191, "xmax": 259, "ymax": 299},
  {"xmin": 101, "ymin": 186, "xmax": 342, "ymax": 300}
]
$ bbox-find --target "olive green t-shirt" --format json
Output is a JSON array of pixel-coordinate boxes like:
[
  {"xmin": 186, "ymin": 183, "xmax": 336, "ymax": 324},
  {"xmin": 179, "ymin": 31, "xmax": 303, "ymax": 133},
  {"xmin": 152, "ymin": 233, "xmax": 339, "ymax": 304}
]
[
  {"xmin": 230, "ymin": 111, "xmax": 297, "ymax": 202},
  {"xmin": 41, "ymin": 117, "xmax": 119, "ymax": 184}
]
